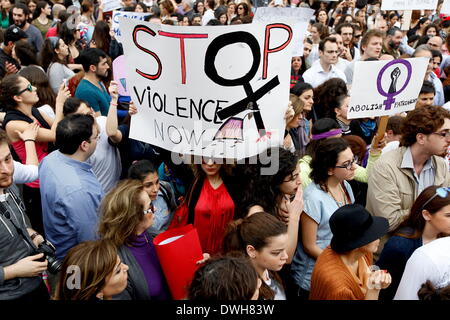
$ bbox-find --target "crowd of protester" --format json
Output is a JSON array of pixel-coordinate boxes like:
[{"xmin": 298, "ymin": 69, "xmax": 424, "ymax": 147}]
[{"xmin": 0, "ymin": 0, "xmax": 449, "ymax": 301}]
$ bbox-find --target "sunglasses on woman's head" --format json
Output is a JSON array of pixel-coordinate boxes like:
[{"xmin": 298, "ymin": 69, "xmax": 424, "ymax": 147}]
[
  {"xmin": 17, "ymin": 83, "xmax": 33, "ymax": 95},
  {"xmin": 422, "ymin": 187, "xmax": 450, "ymax": 210}
]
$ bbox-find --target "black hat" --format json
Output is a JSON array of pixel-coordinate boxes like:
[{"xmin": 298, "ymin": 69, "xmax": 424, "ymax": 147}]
[
  {"xmin": 330, "ymin": 204, "xmax": 389, "ymax": 253},
  {"xmin": 4, "ymin": 26, "xmax": 28, "ymax": 45}
]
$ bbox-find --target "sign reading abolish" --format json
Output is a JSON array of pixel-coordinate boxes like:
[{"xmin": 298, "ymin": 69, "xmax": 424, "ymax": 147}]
[
  {"xmin": 253, "ymin": 7, "xmax": 314, "ymax": 57},
  {"xmin": 112, "ymin": 11, "xmax": 151, "ymax": 42},
  {"xmin": 347, "ymin": 58, "xmax": 429, "ymax": 119},
  {"xmin": 119, "ymin": 18, "xmax": 293, "ymax": 159},
  {"xmin": 381, "ymin": 0, "xmax": 438, "ymax": 10}
]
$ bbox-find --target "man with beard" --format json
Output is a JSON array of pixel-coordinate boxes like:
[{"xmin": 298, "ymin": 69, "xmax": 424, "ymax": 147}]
[
  {"xmin": 75, "ymin": 48, "xmax": 112, "ymax": 116},
  {"xmin": 382, "ymin": 27, "xmax": 402, "ymax": 59},
  {"xmin": 0, "ymin": 129, "xmax": 49, "ymax": 300},
  {"xmin": 0, "ymin": 26, "xmax": 28, "ymax": 79},
  {"xmin": 11, "ymin": 3, "xmax": 43, "ymax": 55},
  {"xmin": 335, "ymin": 23, "xmax": 360, "ymax": 61}
]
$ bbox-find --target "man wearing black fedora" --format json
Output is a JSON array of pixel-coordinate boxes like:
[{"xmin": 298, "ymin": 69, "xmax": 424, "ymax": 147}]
[{"xmin": 310, "ymin": 204, "xmax": 392, "ymax": 300}]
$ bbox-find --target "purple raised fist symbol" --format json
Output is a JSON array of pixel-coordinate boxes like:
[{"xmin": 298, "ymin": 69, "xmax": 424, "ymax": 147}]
[{"xmin": 376, "ymin": 60, "xmax": 412, "ymax": 111}]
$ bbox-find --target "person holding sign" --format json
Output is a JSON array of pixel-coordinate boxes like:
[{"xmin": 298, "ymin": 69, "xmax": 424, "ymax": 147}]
[{"xmin": 366, "ymin": 105, "xmax": 450, "ymax": 256}]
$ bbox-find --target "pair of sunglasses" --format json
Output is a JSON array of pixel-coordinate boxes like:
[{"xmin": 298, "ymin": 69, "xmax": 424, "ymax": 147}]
[
  {"xmin": 17, "ymin": 83, "xmax": 33, "ymax": 95},
  {"xmin": 422, "ymin": 187, "xmax": 450, "ymax": 210}
]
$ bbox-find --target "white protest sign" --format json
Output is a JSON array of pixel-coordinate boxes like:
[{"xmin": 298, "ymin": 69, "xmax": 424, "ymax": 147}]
[
  {"xmin": 119, "ymin": 18, "xmax": 294, "ymax": 160},
  {"xmin": 348, "ymin": 58, "xmax": 429, "ymax": 119},
  {"xmin": 112, "ymin": 11, "xmax": 151, "ymax": 42},
  {"xmin": 103, "ymin": 0, "xmax": 122, "ymax": 12},
  {"xmin": 381, "ymin": 0, "xmax": 438, "ymax": 11},
  {"xmin": 442, "ymin": 0, "xmax": 450, "ymax": 15},
  {"xmin": 253, "ymin": 7, "xmax": 314, "ymax": 57}
]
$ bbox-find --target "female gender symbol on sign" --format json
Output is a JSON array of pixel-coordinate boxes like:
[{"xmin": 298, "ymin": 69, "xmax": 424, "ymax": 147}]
[
  {"xmin": 204, "ymin": 31, "xmax": 280, "ymax": 139},
  {"xmin": 376, "ymin": 59, "xmax": 412, "ymax": 111}
]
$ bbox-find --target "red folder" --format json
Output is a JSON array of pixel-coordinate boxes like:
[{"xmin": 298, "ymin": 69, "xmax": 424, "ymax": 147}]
[{"xmin": 153, "ymin": 224, "xmax": 203, "ymax": 300}]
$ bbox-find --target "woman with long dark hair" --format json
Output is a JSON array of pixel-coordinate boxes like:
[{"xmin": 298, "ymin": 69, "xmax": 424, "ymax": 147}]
[
  {"xmin": 40, "ymin": 37, "xmax": 75, "ymax": 94},
  {"xmin": 377, "ymin": 186, "xmax": 450, "ymax": 300},
  {"xmin": 90, "ymin": 20, "xmax": 123, "ymax": 61},
  {"xmin": 0, "ymin": 0, "xmax": 12, "ymax": 29},
  {"xmin": 31, "ymin": 1, "xmax": 53, "ymax": 38},
  {"xmin": 290, "ymin": 138, "xmax": 356, "ymax": 299},
  {"xmin": 0, "ymin": 74, "xmax": 69, "ymax": 234},
  {"xmin": 19, "ymin": 65, "xmax": 57, "ymax": 119},
  {"xmin": 181, "ymin": 160, "xmax": 238, "ymax": 255},
  {"xmin": 59, "ymin": 21, "xmax": 82, "ymax": 62},
  {"xmin": 241, "ymin": 147, "xmax": 303, "ymax": 264}
]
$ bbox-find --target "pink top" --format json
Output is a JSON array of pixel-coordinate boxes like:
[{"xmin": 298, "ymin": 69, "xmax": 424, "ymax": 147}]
[{"xmin": 11, "ymin": 123, "xmax": 49, "ymax": 188}]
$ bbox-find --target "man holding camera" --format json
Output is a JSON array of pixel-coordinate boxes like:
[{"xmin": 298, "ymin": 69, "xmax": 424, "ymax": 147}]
[{"xmin": 0, "ymin": 129, "xmax": 49, "ymax": 300}]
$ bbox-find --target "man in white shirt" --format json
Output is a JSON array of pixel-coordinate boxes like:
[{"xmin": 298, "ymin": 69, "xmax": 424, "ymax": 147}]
[
  {"xmin": 394, "ymin": 237, "xmax": 450, "ymax": 300},
  {"xmin": 328, "ymin": 33, "xmax": 350, "ymax": 73},
  {"xmin": 302, "ymin": 37, "xmax": 347, "ymax": 88}
]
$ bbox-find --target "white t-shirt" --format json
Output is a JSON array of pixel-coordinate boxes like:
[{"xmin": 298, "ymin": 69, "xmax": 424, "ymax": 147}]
[
  {"xmin": 263, "ymin": 270, "xmax": 286, "ymax": 300},
  {"xmin": 86, "ymin": 116, "xmax": 122, "ymax": 193},
  {"xmin": 394, "ymin": 237, "xmax": 450, "ymax": 300}
]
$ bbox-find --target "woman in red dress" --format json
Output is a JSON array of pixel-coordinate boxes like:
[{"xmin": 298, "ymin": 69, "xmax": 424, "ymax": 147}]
[{"xmin": 185, "ymin": 160, "xmax": 236, "ymax": 255}]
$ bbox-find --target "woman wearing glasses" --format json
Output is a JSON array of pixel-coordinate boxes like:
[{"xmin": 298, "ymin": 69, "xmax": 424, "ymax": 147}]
[
  {"xmin": 98, "ymin": 179, "xmax": 172, "ymax": 300},
  {"xmin": 0, "ymin": 74, "xmax": 69, "ymax": 234},
  {"xmin": 376, "ymin": 186, "xmax": 450, "ymax": 300},
  {"xmin": 236, "ymin": 2, "xmax": 249, "ymax": 19},
  {"xmin": 290, "ymin": 137, "xmax": 356, "ymax": 299},
  {"xmin": 98, "ymin": 179, "xmax": 209, "ymax": 300}
]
